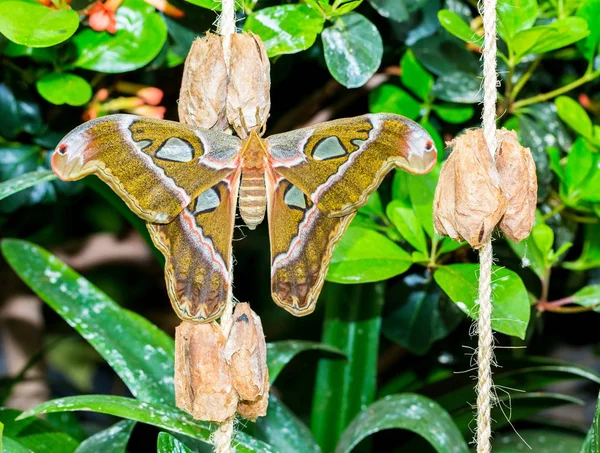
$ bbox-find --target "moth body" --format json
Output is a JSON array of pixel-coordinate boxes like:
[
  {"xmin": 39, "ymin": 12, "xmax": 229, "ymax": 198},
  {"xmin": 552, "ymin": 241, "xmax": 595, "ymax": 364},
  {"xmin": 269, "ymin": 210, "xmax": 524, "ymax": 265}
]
[{"xmin": 239, "ymin": 130, "xmax": 268, "ymax": 229}]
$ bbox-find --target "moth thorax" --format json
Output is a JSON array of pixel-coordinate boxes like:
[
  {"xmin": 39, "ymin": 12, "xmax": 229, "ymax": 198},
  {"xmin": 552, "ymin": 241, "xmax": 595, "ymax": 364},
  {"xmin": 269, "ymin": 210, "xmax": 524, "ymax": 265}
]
[{"xmin": 239, "ymin": 168, "xmax": 267, "ymax": 229}]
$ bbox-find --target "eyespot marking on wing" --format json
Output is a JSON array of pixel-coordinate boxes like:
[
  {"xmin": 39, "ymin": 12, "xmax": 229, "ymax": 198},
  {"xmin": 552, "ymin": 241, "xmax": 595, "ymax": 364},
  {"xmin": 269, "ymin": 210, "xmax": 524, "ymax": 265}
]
[
  {"xmin": 312, "ymin": 136, "xmax": 347, "ymax": 161},
  {"xmin": 155, "ymin": 137, "xmax": 195, "ymax": 162},
  {"xmin": 133, "ymin": 139, "xmax": 153, "ymax": 151},
  {"xmin": 283, "ymin": 184, "xmax": 307, "ymax": 210},
  {"xmin": 194, "ymin": 187, "xmax": 220, "ymax": 214}
]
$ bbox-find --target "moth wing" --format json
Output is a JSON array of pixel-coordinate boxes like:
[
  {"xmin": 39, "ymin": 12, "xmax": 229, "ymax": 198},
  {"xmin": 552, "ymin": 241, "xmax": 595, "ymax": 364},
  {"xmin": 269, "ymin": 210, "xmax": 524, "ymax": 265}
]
[
  {"xmin": 147, "ymin": 170, "xmax": 241, "ymax": 322},
  {"xmin": 267, "ymin": 113, "xmax": 437, "ymax": 217},
  {"xmin": 52, "ymin": 114, "xmax": 241, "ymax": 223},
  {"xmin": 266, "ymin": 170, "xmax": 354, "ymax": 316}
]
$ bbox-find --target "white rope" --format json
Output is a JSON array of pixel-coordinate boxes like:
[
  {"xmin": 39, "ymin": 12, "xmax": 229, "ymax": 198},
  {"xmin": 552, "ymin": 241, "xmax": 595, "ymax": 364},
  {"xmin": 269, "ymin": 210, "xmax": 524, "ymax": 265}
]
[{"xmin": 476, "ymin": 0, "xmax": 498, "ymax": 451}]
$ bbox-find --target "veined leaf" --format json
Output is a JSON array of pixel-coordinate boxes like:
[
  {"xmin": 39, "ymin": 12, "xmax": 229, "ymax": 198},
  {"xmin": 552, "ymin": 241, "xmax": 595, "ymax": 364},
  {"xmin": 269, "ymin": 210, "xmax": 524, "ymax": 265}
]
[
  {"xmin": 0, "ymin": 170, "xmax": 56, "ymax": 203},
  {"xmin": 74, "ymin": 420, "xmax": 135, "ymax": 453}
]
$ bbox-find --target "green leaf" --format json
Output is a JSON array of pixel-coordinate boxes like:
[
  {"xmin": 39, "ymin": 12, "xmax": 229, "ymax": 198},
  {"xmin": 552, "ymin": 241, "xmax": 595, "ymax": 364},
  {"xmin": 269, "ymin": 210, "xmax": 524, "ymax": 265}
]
[
  {"xmin": 497, "ymin": 0, "xmax": 538, "ymax": 40},
  {"xmin": 36, "ymin": 73, "xmax": 92, "ymax": 107},
  {"xmin": 369, "ymin": 84, "xmax": 422, "ymax": 120},
  {"xmin": 434, "ymin": 264, "xmax": 530, "ymax": 338},
  {"xmin": 564, "ymin": 224, "xmax": 600, "ymax": 271},
  {"xmin": 432, "ymin": 71, "xmax": 482, "ymax": 103},
  {"xmin": 75, "ymin": 420, "xmax": 135, "ymax": 453},
  {"xmin": 496, "ymin": 429, "xmax": 585, "ymax": 453},
  {"xmin": 327, "ymin": 227, "xmax": 412, "ymax": 283},
  {"xmin": 157, "ymin": 432, "xmax": 193, "ymax": 453},
  {"xmin": 571, "ymin": 285, "xmax": 600, "ymax": 310},
  {"xmin": 565, "ymin": 138, "xmax": 600, "ymax": 203},
  {"xmin": 331, "ymin": 0, "xmax": 362, "ymax": 17},
  {"xmin": 256, "ymin": 394, "xmax": 321, "ymax": 453},
  {"xmin": 581, "ymin": 392, "xmax": 600, "ymax": 453},
  {"xmin": 0, "ymin": 81, "xmax": 43, "ymax": 139},
  {"xmin": 386, "ymin": 200, "xmax": 428, "ymax": 254},
  {"xmin": 437, "ymin": 237, "xmax": 466, "ymax": 255},
  {"xmin": 0, "ymin": 169, "xmax": 56, "ymax": 202},
  {"xmin": 432, "ymin": 103, "xmax": 474, "ymax": 124},
  {"xmin": 382, "ymin": 274, "xmax": 462, "ymax": 355},
  {"xmin": 335, "ymin": 394, "xmax": 469, "ymax": 453},
  {"xmin": 72, "ymin": 0, "xmax": 167, "ymax": 73},
  {"xmin": 1, "ymin": 239, "xmax": 176, "ymax": 405},
  {"xmin": 0, "ymin": 2, "xmax": 78, "ymax": 47},
  {"xmin": 244, "ymin": 5, "xmax": 324, "ymax": 57},
  {"xmin": 17, "ymin": 396, "xmax": 272, "ymax": 453},
  {"xmin": 311, "ymin": 283, "xmax": 383, "ymax": 452},
  {"xmin": 512, "ymin": 17, "xmax": 590, "ymax": 59},
  {"xmin": 367, "ymin": 0, "xmax": 423, "ymax": 22},
  {"xmin": 577, "ymin": 0, "xmax": 600, "ymax": 61},
  {"xmin": 507, "ymin": 223, "xmax": 552, "ymax": 281},
  {"xmin": 322, "ymin": 13, "xmax": 383, "ymax": 88},
  {"xmin": 408, "ymin": 164, "xmax": 440, "ymax": 237},
  {"xmin": 3, "ymin": 437, "xmax": 33, "ymax": 453},
  {"xmin": 437, "ymin": 10, "xmax": 483, "ymax": 46},
  {"xmin": 400, "ymin": 49, "xmax": 433, "ymax": 101},
  {"xmin": 548, "ymin": 147, "xmax": 565, "ymax": 182},
  {"xmin": 556, "ymin": 95, "xmax": 593, "ymax": 138},
  {"xmin": 267, "ymin": 340, "xmax": 345, "ymax": 384},
  {"xmin": 182, "ymin": 0, "xmax": 221, "ymax": 9}
]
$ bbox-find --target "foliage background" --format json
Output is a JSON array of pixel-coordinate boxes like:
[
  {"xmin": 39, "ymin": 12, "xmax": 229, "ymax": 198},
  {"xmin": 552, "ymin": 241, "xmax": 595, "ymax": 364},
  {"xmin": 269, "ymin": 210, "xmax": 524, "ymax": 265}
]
[{"xmin": 0, "ymin": 0, "xmax": 600, "ymax": 451}]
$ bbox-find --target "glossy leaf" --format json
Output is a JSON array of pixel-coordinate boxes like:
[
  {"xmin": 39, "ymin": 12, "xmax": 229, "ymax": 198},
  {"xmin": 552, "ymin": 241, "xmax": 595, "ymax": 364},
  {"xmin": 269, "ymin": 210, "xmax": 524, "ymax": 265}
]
[
  {"xmin": 571, "ymin": 285, "xmax": 600, "ymax": 310},
  {"xmin": 0, "ymin": 169, "xmax": 56, "ymax": 202},
  {"xmin": 369, "ymin": 84, "xmax": 422, "ymax": 120},
  {"xmin": 512, "ymin": 17, "xmax": 590, "ymax": 59},
  {"xmin": 565, "ymin": 138, "xmax": 600, "ymax": 202},
  {"xmin": 507, "ymin": 223, "xmax": 551, "ymax": 280},
  {"xmin": 182, "ymin": 0, "xmax": 220, "ymax": 9},
  {"xmin": 256, "ymin": 395, "xmax": 321, "ymax": 453},
  {"xmin": 432, "ymin": 71, "xmax": 481, "ymax": 103},
  {"xmin": 577, "ymin": 0, "xmax": 600, "ymax": 60},
  {"xmin": 267, "ymin": 341, "xmax": 345, "ymax": 384},
  {"xmin": 400, "ymin": 49, "xmax": 433, "ymax": 101},
  {"xmin": 437, "ymin": 10, "xmax": 483, "ymax": 45},
  {"xmin": 312, "ymin": 283, "xmax": 383, "ymax": 452},
  {"xmin": 432, "ymin": 104, "xmax": 474, "ymax": 123},
  {"xmin": 72, "ymin": 0, "xmax": 167, "ymax": 73},
  {"xmin": 556, "ymin": 95, "xmax": 593, "ymax": 138},
  {"xmin": 335, "ymin": 394, "xmax": 468, "ymax": 453},
  {"xmin": 564, "ymin": 224, "xmax": 600, "ymax": 271},
  {"xmin": 3, "ymin": 437, "xmax": 33, "ymax": 453},
  {"xmin": 497, "ymin": 0, "xmax": 538, "ymax": 40},
  {"xmin": 367, "ymin": 0, "xmax": 425, "ymax": 22},
  {"xmin": 0, "ymin": 81, "xmax": 43, "ymax": 139},
  {"xmin": 322, "ymin": 13, "xmax": 383, "ymax": 88},
  {"xmin": 386, "ymin": 200, "xmax": 428, "ymax": 254},
  {"xmin": 36, "ymin": 73, "xmax": 92, "ymax": 107},
  {"xmin": 17, "ymin": 396, "xmax": 272, "ymax": 453},
  {"xmin": 581, "ymin": 392, "xmax": 600, "ymax": 453},
  {"xmin": 75, "ymin": 420, "xmax": 135, "ymax": 453},
  {"xmin": 0, "ymin": 2, "xmax": 78, "ymax": 47},
  {"xmin": 245, "ymin": 5, "xmax": 324, "ymax": 57},
  {"xmin": 408, "ymin": 164, "xmax": 440, "ymax": 237},
  {"xmin": 157, "ymin": 432, "xmax": 193, "ymax": 453},
  {"xmin": 434, "ymin": 264, "xmax": 530, "ymax": 338},
  {"xmin": 327, "ymin": 227, "xmax": 412, "ymax": 283},
  {"xmin": 495, "ymin": 429, "xmax": 585, "ymax": 453},
  {"xmin": 1, "ymin": 239, "xmax": 176, "ymax": 405}
]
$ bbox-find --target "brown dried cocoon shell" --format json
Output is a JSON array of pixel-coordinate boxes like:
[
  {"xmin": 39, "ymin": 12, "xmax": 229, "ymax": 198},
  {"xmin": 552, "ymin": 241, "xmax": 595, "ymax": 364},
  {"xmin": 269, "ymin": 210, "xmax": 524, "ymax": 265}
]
[
  {"xmin": 178, "ymin": 34, "xmax": 230, "ymax": 132},
  {"xmin": 226, "ymin": 33, "xmax": 271, "ymax": 138},
  {"xmin": 175, "ymin": 321, "xmax": 238, "ymax": 422},
  {"xmin": 225, "ymin": 303, "xmax": 269, "ymax": 404},
  {"xmin": 433, "ymin": 129, "xmax": 508, "ymax": 248},
  {"xmin": 236, "ymin": 370, "xmax": 269, "ymax": 421},
  {"xmin": 495, "ymin": 129, "xmax": 537, "ymax": 242}
]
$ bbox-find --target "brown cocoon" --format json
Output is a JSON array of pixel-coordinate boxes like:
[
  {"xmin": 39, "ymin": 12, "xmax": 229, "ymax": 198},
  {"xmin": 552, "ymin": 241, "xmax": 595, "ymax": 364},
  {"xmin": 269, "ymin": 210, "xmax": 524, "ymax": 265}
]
[
  {"xmin": 178, "ymin": 34, "xmax": 230, "ymax": 132},
  {"xmin": 495, "ymin": 129, "xmax": 537, "ymax": 242},
  {"xmin": 236, "ymin": 371, "xmax": 269, "ymax": 421},
  {"xmin": 226, "ymin": 33, "xmax": 271, "ymax": 138},
  {"xmin": 175, "ymin": 321, "xmax": 238, "ymax": 422},
  {"xmin": 434, "ymin": 129, "xmax": 508, "ymax": 248}
]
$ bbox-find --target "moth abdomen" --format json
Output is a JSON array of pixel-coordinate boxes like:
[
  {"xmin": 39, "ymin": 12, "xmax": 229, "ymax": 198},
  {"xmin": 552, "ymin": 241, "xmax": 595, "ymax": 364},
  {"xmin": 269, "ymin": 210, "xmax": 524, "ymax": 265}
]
[{"xmin": 239, "ymin": 170, "xmax": 267, "ymax": 229}]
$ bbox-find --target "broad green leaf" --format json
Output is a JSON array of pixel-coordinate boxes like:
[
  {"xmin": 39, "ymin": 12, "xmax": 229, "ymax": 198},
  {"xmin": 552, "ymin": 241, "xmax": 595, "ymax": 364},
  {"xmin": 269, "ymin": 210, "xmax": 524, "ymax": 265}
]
[
  {"xmin": 547, "ymin": 147, "xmax": 565, "ymax": 181},
  {"xmin": 437, "ymin": 10, "xmax": 483, "ymax": 46},
  {"xmin": 496, "ymin": 429, "xmax": 585, "ymax": 453},
  {"xmin": 73, "ymin": 0, "xmax": 167, "ymax": 73},
  {"xmin": 75, "ymin": 420, "xmax": 135, "ymax": 453},
  {"xmin": 437, "ymin": 237, "xmax": 466, "ymax": 255},
  {"xmin": 577, "ymin": 0, "xmax": 600, "ymax": 61},
  {"xmin": 244, "ymin": 5, "xmax": 324, "ymax": 57},
  {"xmin": 327, "ymin": 227, "xmax": 412, "ymax": 283},
  {"xmin": 382, "ymin": 274, "xmax": 462, "ymax": 354},
  {"xmin": 335, "ymin": 394, "xmax": 469, "ymax": 453},
  {"xmin": 182, "ymin": 0, "xmax": 220, "ymax": 9},
  {"xmin": 564, "ymin": 224, "xmax": 600, "ymax": 271},
  {"xmin": 267, "ymin": 341, "xmax": 345, "ymax": 384},
  {"xmin": 312, "ymin": 283, "xmax": 383, "ymax": 452},
  {"xmin": 3, "ymin": 437, "xmax": 33, "ymax": 453},
  {"xmin": 434, "ymin": 264, "xmax": 530, "ymax": 338},
  {"xmin": 367, "ymin": 0, "xmax": 425, "ymax": 22},
  {"xmin": 512, "ymin": 17, "xmax": 589, "ymax": 59},
  {"xmin": 408, "ymin": 164, "xmax": 440, "ymax": 237},
  {"xmin": 432, "ymin": 71, "xmax": 481, "ymax": 103},
  {"xmin": 532, "ymin": 222, "xmax": 554, "ymax": 257},
  {"xmin": 0, "ymin": 170, "xmax": 56, "ymax": 202},
  {"xmin": 556, "ymin": 96, "xmax": 593, "ymax": 138},
  {"xmin": 331, "ymin": 0, "xmax": 362, "ymax": 17},
  {"xmin": 565, "ymin": 138, "xmax": 600, "ymax": 203},
  {"xmin": 507, "ymin": 223, "xmax": 550, "ymax": 281},
  {"xmin": 571, "ymin": 285, "xmax": 600, "ymax": 310},
  {"xmin": 0, "ymin": 81, "xmax": 42, "ymax": 139},
  {"xmin": 400, "ymin": 49, "xmax": 433, "ymax": 101},
  {"xmin": 157, "ymin": 432, "xmax": 193, "ymax": 453},
  {"xmin": 36, "ymin": 73, "xmax": 92, "ymax": 107},
  {"xmin": 369, "ymin": 84, "xmax": 422, "ymax": 120},
  {"xmin": 0, "ymin": 2, "xmax": 78, "ymax": 47},
  {"xmin": 386, "ymin": 200, "xmax": 428, "ymax": 254},
  {"xmin": 581, "ymin": 392, "xmax": 600, "ymax": 453},
  {"xmin": 256, "ymin": 395, "xmax": 321, "ymax": 453},
  {"xmin": 432, "ymin": 103, "xmax": 474, "ymax": 124},
  {"xmin": 412, "ymin": 35, "xmax": 480, "ymax": 77},
  {"xmin": 497, "ymin": 0, "xmax": 538, "ymax": 40},
  {"xmin": 17, "ymin": 396, "xmax": 272, "ymax": 453},
  {"xmin": 3, "ymin": 41, "xmax": 56, "ymax": 62},
  {"xmin": 322, "ymin": 13, "xmax": 383, "ymax": 88},
  {"xmin": 1, "ymin": 239, "xmax": 176, "ymax": 405}
]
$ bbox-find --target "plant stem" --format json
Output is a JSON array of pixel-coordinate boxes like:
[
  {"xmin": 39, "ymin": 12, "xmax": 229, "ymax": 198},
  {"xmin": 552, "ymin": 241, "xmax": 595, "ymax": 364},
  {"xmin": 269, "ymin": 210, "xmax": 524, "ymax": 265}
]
[
  {"xmin": 541, "ymin": 203, "xmax": 566, "ymax": 221},
  {"xmin": 513, "ymin": 68, "xmax": 600, "ymax": 110},
  {"xmin": 538, "ymin": 302, "xmax": 599, "ymax": 313},
  {"xmin": 510, "ymin": 56, "xmax": 542, "ymax": 103}
]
